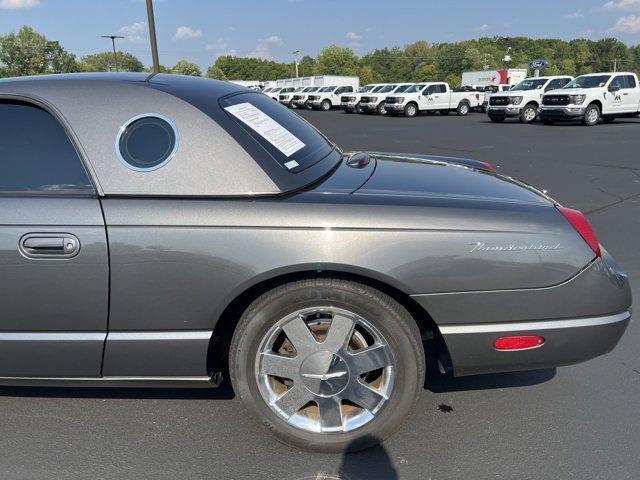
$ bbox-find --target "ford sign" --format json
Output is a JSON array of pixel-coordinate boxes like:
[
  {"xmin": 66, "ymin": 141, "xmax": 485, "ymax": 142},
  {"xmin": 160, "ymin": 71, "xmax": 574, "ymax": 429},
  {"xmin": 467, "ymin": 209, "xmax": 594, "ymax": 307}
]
[{"xmin": 529, "ymin": 59, "xmax": 548, "ymax": 69}]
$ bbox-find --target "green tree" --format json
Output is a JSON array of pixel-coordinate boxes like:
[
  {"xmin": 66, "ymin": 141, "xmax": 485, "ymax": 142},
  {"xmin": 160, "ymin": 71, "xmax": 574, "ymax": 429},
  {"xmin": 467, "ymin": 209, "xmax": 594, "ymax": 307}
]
[
  {"xmin": 415, "ymin": 63, "xmax": 438, "ymax": 81},
  {"xmin": 0, "ymin": 26, "xmax": 80, "ymax": 77},
  {"xmin": 358, "ymin": 65, "xmax": 374, "ymax": 85},
  {"xmin": 171, "ymin": 59, "xmax": 202, "ymax": 76},
  {"xmin": 314, "ymin": 45, "xmax": 359, "ymax": 76},
  {"xmin": 206, "ymin": 64, "xmax": 227, "ymax": 80},
  {"xmin": 298, "ymin": 55, "xmax": 316, "ymax": 76},
  {"xmin": 81, "ymin": 51, "xmax": 145, "ymax": 72}
]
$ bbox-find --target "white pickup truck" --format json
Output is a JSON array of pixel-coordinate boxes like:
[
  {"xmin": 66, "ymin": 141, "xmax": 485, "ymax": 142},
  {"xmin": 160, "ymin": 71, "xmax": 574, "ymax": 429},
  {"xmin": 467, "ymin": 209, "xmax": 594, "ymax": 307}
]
[
  {"xmin": 290, "ymin": 86, "xmax": 320, "ymax": 109},
  {"xmin": 359, "ymin": 83, "xmax": 413, "ymax": 115},
  {"xmin": 279, "ymin": 86, "xmax": 305, "ymax": 108},
  {"xmin": 384, "ymin": 82, "xmax": 479, "ymax": 117},
  {"xmin": 486, "ymin": 76, "xmax": 573, "ymax": 123},
  {"xmin": 308, "ymin": 85, "xmax": 357, "ymax": 111},
  {"xmin": 341, "ymin": 84, "xmax": 385, "ymax": 113},
  {"xmin": 539, "ymin": 72, "xmax": 640, "ymax": 126}
]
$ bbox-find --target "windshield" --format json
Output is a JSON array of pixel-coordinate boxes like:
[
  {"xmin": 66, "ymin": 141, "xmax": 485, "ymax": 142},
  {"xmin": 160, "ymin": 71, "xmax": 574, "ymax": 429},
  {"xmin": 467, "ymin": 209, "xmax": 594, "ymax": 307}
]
[
  {"xmin": 377, "ymin": 85, "xmax": 396, "ymax": 93},
  {"xmin": 371, "ymin": 85, "xmax": 387, "ymax": 93},
  {"xmin": 307, "ymin": 86, "xmax": 319, "ymax": 92},
  {"xmin": 271, "ymin": 87, "xmax": 282, "ymax": 93},
  {"xmin": 510, "ymin": 78, "xmax": 548, "ymax": 91},
  {"xmin": 358, "ymin": 85, "xmax": 375, "ymax": 93},
  {"xmin": 262, "ymin": 88, "xmax": 272, "ymax": 92},
  {"xmin": 394, "ymin": 85, "xmax": 411, "ymax": 93},
  {"xmin": 319, "ymin": 86, "xmax": 335, "ymax": 92},
  {"xmin": 564, "ymin": 75, "xmax": 612, "ymax": 89},
  {"xmin": 405, "ymin": 84, "xmax": 425, "ymax": 93}
]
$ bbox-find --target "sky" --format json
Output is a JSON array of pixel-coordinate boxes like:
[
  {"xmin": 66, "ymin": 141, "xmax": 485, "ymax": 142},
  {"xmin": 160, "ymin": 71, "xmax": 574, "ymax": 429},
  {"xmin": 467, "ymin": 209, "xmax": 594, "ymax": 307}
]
[{"xmin": 0, "ymin": 0, "xmax": 639, "ymax": 68}]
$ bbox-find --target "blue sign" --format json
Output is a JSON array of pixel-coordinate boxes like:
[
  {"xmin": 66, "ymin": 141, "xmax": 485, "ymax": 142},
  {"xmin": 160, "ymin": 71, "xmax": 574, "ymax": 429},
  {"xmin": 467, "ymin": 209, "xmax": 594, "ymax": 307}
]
[{"xmin": 529, "ymin": 59, "xmax": 548, "ymax": 69}]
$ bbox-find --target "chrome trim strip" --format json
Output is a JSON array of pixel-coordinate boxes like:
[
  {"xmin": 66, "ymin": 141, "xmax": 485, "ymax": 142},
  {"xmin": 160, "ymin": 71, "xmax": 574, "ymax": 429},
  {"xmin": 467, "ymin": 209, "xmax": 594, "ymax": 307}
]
[
  {"xmin": 0, "ymin": 332, "xmax": 105, "ymax": 341},
  {"xmin": 106, "ymin": 330, "xmax": 212, "ymax": 341},
  {"xmin": 439, "ymin": 311, "xmax": 630, "ymax": 335}
]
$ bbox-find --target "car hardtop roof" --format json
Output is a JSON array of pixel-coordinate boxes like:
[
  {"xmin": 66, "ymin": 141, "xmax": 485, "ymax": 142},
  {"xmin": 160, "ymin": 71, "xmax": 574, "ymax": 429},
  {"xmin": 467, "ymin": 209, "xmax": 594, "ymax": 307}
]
[{"xmin": 577, "ymin": 71, "xmax": 634, "ymax": 76}]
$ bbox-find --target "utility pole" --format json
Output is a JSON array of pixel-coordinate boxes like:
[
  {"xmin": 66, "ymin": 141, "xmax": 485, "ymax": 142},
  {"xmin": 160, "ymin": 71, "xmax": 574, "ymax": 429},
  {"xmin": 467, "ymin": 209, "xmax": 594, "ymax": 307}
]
[
  {"xmin": 613, "ymin": 58, "xmax": 620, "ymax": 72},
  {"xmin": 101, "ymin": 35, "xmax": 124, "ymax": 71},
  {"xmin": 146, "ymin": 0, "xmax": 160, "ymax": 75},
  {"xmin": 482, "ymin": 53, "xmax": 491, "ymax": 71},
  {"xmin": 292, "ymin": 49, "xmax": 300, "ymax": 77}
]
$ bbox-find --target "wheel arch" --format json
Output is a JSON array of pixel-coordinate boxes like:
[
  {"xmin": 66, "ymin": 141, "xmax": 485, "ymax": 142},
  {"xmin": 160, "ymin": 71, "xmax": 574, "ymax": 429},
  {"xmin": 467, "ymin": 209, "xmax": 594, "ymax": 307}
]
[
  {"xmin": 207, "ymin": 265, "xmax": 448, "ymax": 379},
  {"xmin": 525, "ymin": 100, "xmax": 539, "ymax": 108}
]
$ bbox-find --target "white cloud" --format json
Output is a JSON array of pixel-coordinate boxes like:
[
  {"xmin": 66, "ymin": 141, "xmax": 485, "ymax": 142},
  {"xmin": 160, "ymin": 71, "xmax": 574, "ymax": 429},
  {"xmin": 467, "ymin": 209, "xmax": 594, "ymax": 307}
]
[
  {"xmin": 248, "ymin": 35, "xmax": 284, "ymax": 59},
  {"xmin": 473, "ymin": 23, "xmax": 490, "ymax": 32},
  {"xmin": 119, "ymin": 21, "xmax": 147, "ymax": 43},
  {"xmin": 565, "ymin": 11, "xmax": 584, "ymax": 19},
  {"xmin": 206, "ymin": 38, "xmax": 229, "ymax": 51},
  {"xmin": 345, "ymin": 31, "xmax": 362, "ymax": 41},
  {"xmin": 603, "ymin": 0, "xmax": 640, "ymax": 9},
  {"xmin": 0, "ymin": 0, "xmax": 40, "ymax": 8},
  {"xmin": 610, "ymin": 13, "xmax": 640, "ymax": 31},
  {"xmin": 174, "ymin": 26, "xmax": 203, "ymax": 40}
]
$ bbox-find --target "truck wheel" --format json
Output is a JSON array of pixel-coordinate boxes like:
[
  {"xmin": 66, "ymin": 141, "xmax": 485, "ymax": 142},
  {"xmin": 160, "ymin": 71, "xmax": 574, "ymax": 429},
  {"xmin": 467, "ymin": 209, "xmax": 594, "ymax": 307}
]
[
  {"xmin": 582, "ymin": 104, "xmax": 600, "ymax": 126},
  {"xmin": 439, "ymin": 109, "xmax": 450, "ymax": 116},
  {"xmin": 519, "ymin": 104, "xmax": 538, "ymax": 123},
  {"xmin": 602, "ymin": 116, "xmax": 615, "ymax": 124},
  {"xmin": 456, "ymin": 102, "xmax": 470, "ymax": 116},
  {"xmin": 377, "ymin": 102, "xmax": 387, "ymax": 115},
  {"xmin": 321, "ymin": 100, "xmax": 332, "ymax": 111},
  {"xmin": 404, "ymin": 103, "xmax": 418, "ymax": 117},
  {"xmin": 489, "ymin": 116, "xmax": 506, "ymax": 123},
  {"xmin": 356, "ymin": 102, "xmax": 363, "ymax": 114},
  {"xmin": 229, "ymin": 278, "xmax": 425, "ymax": 453}
]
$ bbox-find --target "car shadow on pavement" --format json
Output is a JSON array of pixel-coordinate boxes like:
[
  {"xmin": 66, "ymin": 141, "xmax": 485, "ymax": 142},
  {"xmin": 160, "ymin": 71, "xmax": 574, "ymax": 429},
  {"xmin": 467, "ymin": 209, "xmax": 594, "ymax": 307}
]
[{"xmin": 335, "ymin": 436, "xmax": 398, "ymax": 480}]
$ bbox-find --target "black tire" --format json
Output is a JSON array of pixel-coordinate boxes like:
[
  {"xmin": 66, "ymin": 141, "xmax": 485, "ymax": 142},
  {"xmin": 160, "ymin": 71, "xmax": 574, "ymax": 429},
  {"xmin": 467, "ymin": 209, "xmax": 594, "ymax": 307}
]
[
  {"xmin": 602, "ymin": 115, "xmax": 615, "ymax": 124},
  {"xmin": 377, "ymin": 102, "xmax": 387, "ymax": 115},
  {"xmin": 519, "ymin": 103, "xmax": 538, "ymax": 123},
  {"xmin": 439, "ymin": 109, "xmax": 450, "ymax": 115},
  {"xmin": 321, "ymin": 99, "xmax": 332, "ymax": 111},
  {"xmin": 541, "ymin": 119, "xmax": 554, "ymax": 125},
  {"xmin": 489, "ymin": 116, "xmax": 506, "ymax": 123},
  {"xmin": 404, "ymin": 102, "xmax": 418, "ymax": 117},
  {"xmin": 229, "ymin": 278, "xmax": 425, "ymax": 453},
  {"xmin": 355, "ymin": 102, "xmax": 363, "ymax": 114},
  {"xmin": 582, "ymin": 103, "xmax": 600, "ymax": 126},
  {"xmin": 456, "ymin": 102, "xmax": 470, "ymax": 116}
]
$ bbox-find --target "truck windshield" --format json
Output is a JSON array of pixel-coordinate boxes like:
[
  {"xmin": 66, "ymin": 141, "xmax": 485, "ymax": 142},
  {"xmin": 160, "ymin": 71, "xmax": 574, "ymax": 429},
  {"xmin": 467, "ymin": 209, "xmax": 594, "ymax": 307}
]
[
  {"xmin": 564, "ymin": 75, "xmax": 612, "ymax": 89},
  {"xmin": 405, "ymin": 84, "xmax": 426, "ymax": 93},
  {"xmin": 319, "ymin": 86, "xmax": 335, "ymax": 92},
  {"xmin": 378, "ymin": 85, "xmax": 396, "ymax": 93},
  {"xmin": 307, "ymin": 87, "xmax": 319, "ymax": 92},
  {"xmin": 394, "ymin": 85, "xmax": 411, "ymax": 93},
  {"xmin": 510, "ymin": 78, "xmax": 548, "ymax": 91},
  {"xmin": 358, "ymin": 85, "xmax": 374, "ymax": 93}
]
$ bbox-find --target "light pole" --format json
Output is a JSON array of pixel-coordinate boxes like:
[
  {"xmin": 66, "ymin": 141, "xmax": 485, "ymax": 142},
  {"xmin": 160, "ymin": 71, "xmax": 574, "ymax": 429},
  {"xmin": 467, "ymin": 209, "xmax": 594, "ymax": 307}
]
[
  {"xmin": 292, "ymin": 49, "xmax": 300, "ymax": 77},
  {"xmin": 101, "ymin": 35, "xmax": 124, "ymax": 71}
]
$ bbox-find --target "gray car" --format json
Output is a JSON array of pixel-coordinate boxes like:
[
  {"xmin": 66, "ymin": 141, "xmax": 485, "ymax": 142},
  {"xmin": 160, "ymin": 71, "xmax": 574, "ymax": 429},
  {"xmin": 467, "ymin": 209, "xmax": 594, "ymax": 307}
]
[{"xmin": 0, "ymin": 73, "xmax": 631, "ymax": 452}]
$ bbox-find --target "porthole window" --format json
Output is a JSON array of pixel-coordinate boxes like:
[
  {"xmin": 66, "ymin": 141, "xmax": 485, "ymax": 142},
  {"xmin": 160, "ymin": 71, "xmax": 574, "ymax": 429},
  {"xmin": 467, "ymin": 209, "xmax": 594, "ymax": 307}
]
[{"xmin": 116, "ymin": 114, "xmax": 178, "ymax": 171}]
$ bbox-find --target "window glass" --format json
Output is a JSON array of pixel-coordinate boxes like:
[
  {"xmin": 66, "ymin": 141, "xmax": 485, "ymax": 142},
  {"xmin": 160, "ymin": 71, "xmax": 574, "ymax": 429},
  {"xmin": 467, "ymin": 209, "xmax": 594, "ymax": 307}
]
[
  {"xmin": 220, "ymin": 92, "xmax": 334, "ymax": 173},
  {"xmin": 0, "ymin": 101, "xmax": 93, "ymax": 193},
  {"xmin": 510, "ymin": 78, "xmax": 548, "ymax": 90},
  {"xmin": 564, "ymin": 75, "xmax": 611, "ymax": 89},
  {"xmin": 438, "ymin": 84, "xmax": 447, "ymax": 93},
  {"xmin": 624, "ymin": 75, "xmax": 637, "ymax": 89},
  {"xmin": 117, "ymin": 115, "xmax": 178, "ymax": 171},
  {"xmin": 609, "ymin": 76, "xmax": 624, "ymax": 89}
]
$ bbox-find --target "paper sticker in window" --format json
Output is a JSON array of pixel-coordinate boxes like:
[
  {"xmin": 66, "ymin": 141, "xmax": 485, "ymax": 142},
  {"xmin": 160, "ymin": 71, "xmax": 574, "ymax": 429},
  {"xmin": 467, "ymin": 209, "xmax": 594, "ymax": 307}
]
[{"xmin": 225, "ymin": 103, "xmax": 306, "ymax": 157}]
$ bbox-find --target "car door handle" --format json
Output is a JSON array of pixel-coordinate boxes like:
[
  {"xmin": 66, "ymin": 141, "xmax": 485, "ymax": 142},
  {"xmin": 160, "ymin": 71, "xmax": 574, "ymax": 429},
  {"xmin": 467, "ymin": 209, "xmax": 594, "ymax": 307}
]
[{"xmin": 20, "ymin": 234, "xmax": 80, "ymax": 258}]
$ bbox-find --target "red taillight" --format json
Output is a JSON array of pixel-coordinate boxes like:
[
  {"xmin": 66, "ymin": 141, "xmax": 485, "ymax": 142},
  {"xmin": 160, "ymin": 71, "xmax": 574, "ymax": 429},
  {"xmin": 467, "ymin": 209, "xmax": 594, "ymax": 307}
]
[
  {"xmin": 556, "ymin": 206, "xmax": 601, "ymax": 257},
  {"xmin": 477, "ymin": 161, "xmax": 495, "ymax": 170},
  {"xmin": 494, "ymin": 335, "xmax": 545, "ymax": 350}
]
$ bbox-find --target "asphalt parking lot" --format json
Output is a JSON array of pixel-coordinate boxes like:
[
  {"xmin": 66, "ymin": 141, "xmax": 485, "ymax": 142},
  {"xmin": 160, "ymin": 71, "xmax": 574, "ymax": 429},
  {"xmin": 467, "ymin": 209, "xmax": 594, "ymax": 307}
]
[{"xmin": 1, "ymin": 110, "xmax": 639, "ymax": 480}]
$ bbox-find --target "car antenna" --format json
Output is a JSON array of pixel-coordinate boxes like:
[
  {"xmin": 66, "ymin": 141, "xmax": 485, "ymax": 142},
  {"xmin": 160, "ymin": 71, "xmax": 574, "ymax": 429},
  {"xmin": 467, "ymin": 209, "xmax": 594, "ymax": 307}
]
[{"xmin": 145, "ymin": 0, "xmax": 161, "ymax": 82}]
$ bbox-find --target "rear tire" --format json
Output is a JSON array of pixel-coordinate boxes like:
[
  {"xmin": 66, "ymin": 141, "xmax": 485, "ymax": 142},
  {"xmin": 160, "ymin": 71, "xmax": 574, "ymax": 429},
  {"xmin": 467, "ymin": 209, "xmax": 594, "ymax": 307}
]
[
  {"xmin": 321, "ymin": 99, "xmax": 332, "ymax": 111},
  {"xmin": 404, "ymin": 103, "xmax": 418, "ymax": 117},
  {"xmin": 582, "ymin": 103, "xmax": 600, "ymax": 126},
  {"xmin": 519, "ymin": 103, "xmax": 538, "ymax": 123},
  {"xmin": 229, "ymin": 278, "xmax": 425, "ymax": 453},
  {"xmin": 456, "ymin": 102, "xmax": 470, "ymax": 116}
]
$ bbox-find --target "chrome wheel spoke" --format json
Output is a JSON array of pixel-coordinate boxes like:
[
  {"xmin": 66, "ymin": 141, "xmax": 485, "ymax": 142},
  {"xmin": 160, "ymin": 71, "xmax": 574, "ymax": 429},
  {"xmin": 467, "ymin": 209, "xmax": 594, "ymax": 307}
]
[
  {"xmin": 323, "ymin": 313, "xmax": 355, "ymax": 352},
  {"xmin": 282, "ymin": 314, "xmax": 318, "ymax": 353},
  {"xmin": 259, "ymin": 352, "xmax": 299, "ymax": 379},
  {"xmin": 274, "ymin": 384, "xmax": 313, "ymax": 418},
  {"xmin": 317, "ymin": 396, "xmax": 344, "ymax": 431},
  {"xmin": 346, "ymin": 380, "xmax": 385, "ymax": 412},
  {"xmin": 349, "ymin": 344, "xmax": 393, "ymax": 375}
]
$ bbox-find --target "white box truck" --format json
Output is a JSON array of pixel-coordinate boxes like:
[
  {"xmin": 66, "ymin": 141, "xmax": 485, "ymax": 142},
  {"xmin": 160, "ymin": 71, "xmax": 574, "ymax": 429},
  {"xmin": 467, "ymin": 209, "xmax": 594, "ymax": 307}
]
[{"xmin": 462, "ymin": 69, "xmax": 528, "ymax": 87}]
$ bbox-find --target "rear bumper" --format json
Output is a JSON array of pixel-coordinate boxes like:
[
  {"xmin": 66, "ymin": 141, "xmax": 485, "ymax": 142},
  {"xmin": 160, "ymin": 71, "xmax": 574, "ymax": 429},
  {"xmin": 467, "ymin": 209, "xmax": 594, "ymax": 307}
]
[
  {"xmin": 413, "ymin": 249, "xmax": 632, "ymax": 376},
  {"xmin": 438, "ymin": 311, "xmax": 630, "ymax": 376}
]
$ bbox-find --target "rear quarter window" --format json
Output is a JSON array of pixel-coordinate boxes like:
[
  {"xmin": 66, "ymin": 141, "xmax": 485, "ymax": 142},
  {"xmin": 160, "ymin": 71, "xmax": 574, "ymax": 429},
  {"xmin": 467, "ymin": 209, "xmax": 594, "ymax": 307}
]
[{"xmin": 220, "ymin": 92, "xmax": 334, "ymax": 173}]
